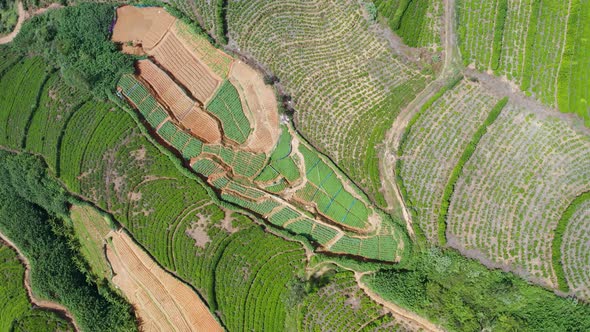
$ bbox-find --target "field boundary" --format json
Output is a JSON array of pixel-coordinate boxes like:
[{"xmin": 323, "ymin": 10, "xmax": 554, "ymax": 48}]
[
  {"xmin": 552, "ymin": 190, "xmax": 590, "ymax": 293},
  {"xmin": 437, "ymin": 97, "xmax": 508, "ymax": 245}
]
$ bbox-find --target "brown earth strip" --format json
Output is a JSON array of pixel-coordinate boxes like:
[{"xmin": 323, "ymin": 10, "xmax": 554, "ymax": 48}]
[{"xmin": 106, "ymin": 230, "xmax": 223, "ymax": 332}]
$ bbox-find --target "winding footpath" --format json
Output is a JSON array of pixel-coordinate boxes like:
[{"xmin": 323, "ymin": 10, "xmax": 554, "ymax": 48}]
[
  {"xmin": 0, "ymin": 231, "xmax": 79, "ymax": 331},
  {"xmin": 0, "ymin": 2, "xmax": 62, "ymax": 45},
  {"xmin": 379, "ymin": 0, "xmax": 462, "ymax": 238}
]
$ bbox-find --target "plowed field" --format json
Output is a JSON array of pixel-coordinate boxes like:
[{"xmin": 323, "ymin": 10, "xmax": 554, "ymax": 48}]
[
  {"xmin": 106, "ymin": 230, "xmax": 223, "ymax": 332},
  {"xmin": 112, "ymin": 6, "xmax": 176, "ymax": 51}
]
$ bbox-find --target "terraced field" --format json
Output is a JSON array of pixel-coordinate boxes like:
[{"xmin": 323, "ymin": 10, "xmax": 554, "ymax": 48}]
[
  {"xmin": 447, "ymin": 104, "xmax": 590, "ymax": 288},
  {"xmin": 225, "ymin": 0, "xmax": 429, "ymax": 204},
  {"xmin": 560, "ymin": 192, "xmax": 590, "ymax": 300},
  {"xmin": 0, "ymin": 55, "xmax": 419, "ymax": 330},
  {"xmin": 457, "ymin": 0, "xmax": 588, "ymax": 119},
  {"xmin": 374, "ymin": 0, "xmax": 443, "ymax": 50},
  {"xmin": 398, "ymin": 79, "xmax": 498, "ymax": 243}
]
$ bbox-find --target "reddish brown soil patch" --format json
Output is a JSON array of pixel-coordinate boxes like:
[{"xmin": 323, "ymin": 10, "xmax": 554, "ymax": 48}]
[
  {"xmin": 111, "ymin": 6, "xmax": 175, "ymax": 51},
  {"xmin": 149, "ymin": 31, "xmax": 221, "ymax": 104},
  {"xmin": 182, "ymin": 107, "xmax": 223, "ymax": 143},
  {"xmin": 137, "ymin": 59, "xmax": 195, "ymax": 118},
  {"xmin": 106, "ymin": 230, "xmax": 223, "ymax": 332}
]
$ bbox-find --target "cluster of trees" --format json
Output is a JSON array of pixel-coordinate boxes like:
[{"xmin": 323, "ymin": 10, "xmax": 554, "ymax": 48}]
[
  {"xmin": 366, "ymin": 248, "xmax": 590, "ymax": 332},
  {"xmin": 0, "ymin": 151, "xmax": 137, "ymax": 331},
  {"xmin": 11, "ymin": 3, "xmax": 134, "ymax": 98},
  {"xmin": 0, "ymin": 0, "xmax": 17, "ymax": 35}
]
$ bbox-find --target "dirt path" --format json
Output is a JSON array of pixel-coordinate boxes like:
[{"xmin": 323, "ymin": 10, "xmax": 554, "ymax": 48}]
[
  {"xmin": 0, "ymin": 2, "xmax": 25, "ymax": 44},
  {"xmin": 0, "ymin": 231, "xmax": 79, "ymax": 331},
  {"xmin": 379, "ymin": 0, "xmax": 462, "ymax": 238},
  {"xmin": 354, "ymin": 272, "xmax": 444, "ymax": 332},
  {"xmin": 0, "ymin": 2, "xmax": 63, "ymax": 45}
]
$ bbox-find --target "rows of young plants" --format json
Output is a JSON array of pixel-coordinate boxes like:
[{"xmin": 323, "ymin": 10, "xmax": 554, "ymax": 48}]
[
  {"xmin": 225, "ymin": 0, "xmax": 428, "ymax": 204},
  {"xmin": 214, "ymin": 226, "xmax": 305, "ymax": 331},
  {"xmin": 373, "ymin": 0, "xmax": 442, "ymax": 50},
  {"xmin": 557, "ymin": 0, "xmax": 590, "ymax": 125},
  {"xmin": 560, "ymin": 192, "xmax": 590, "ymax": 300},
  {"xmin": 206, "ymin": 80, "xmax": 252, "ymax": 144},
  {"xmin": 0, "ymin": 59, "xmax": 326, "ymax": 329},
  {"xmin": 169, "ymin": 0, "xmax": 220, "ymax": 42},
  {"xmin": 297, "ymin": 270, "xmax": 415, "ymax": 331},
  {"xmin": 0, "ymin": 245, "xmax": 74, "ymax": 331},
  {"xmin": 26, "ymin": 74, "xmax": 90, "ymax": 172},
  {"xmin": 0, "ymin": 57, "xmax": 49, "ymax": 149},
  {"xmin": 446, "ymin": 104, "xmax": 590, "ymax": 288},
  {"xmin": 398, "ymin": 80, "xmax": 497, "ymax": 243},
  {"xmin": 457, "ymin": 0, "xmax": 570, "ymax": 106}
]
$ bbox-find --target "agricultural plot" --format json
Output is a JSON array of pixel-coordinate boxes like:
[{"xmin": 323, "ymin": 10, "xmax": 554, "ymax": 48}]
[
  {"xmin": 374, "ymin": 0, "xmax": 442, "ymax": 50},
  {"xmin": 457, "ymin": 0, "xmax": 570, "ymax": 106},
  {"xmin": 111, "ymin": 5, "xmax": 176, "ymax": 50},
  {"xmin": 399, "ymin": 80, "xmax": 497, "ymax": 243},
  {"xmin": 70, "ymin": 205, "xmax": 112, "ymax": 280},
  {"xmin": 173, "ymin": 20, "xmax": 233, "ymax": 78},
  {"xmin": 214, "ymin": 227, "xmax": 305, "ymax": 331},
  {"xmin": 297, "ymin": 144, "xmax": 374, "ymax": 231},
  {"xmin": 136, "ymin": 59, "xmax": 195, "ymax": 120},
  {"xmin": 26, "ymin": 74, "xmax": 89, "ymax": 172},
  {"xmin": 297, "ymin": 271, "xmax": 419, "ymax": 331},
  {"xmin": 149, "ymin": 31, "xmax": 221, "ymax": 103},
  {"xmin": 561, "ymin": 193, "xmax": 590, "ymax": 300},
  {"xmin": 206, "ymin": 80, "xmax": 252, "ymax": 144},
  {"xmin": 557, "ymin": 0, "xmax": 590, "ymax": 125},
  {"xmin": 447, "ymin": 104, "xmax": 590, "ymax": 288},
  {"xmin": 169, "ymin": 0, "xmax": 219, "ymax": 41},
  {"xmin": 107, "ymin": 230, "xmax": 223, "ymax": 332},
  {"xmin": 226, "ymin": 0, "xmax": 428, "ymax": 203},
  {"xmin": 0, "ymin": 57, "xmax": 48, "ymax": 149}
]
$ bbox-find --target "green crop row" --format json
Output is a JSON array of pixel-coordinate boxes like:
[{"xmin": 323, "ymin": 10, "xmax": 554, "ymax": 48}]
[
  {"xmin": 206, "ymin": 80, "xmax": 252, "ymax": 144},
  {"xmin": 437, "ymin": 97, "xmax": 508, "ymax": 245}
]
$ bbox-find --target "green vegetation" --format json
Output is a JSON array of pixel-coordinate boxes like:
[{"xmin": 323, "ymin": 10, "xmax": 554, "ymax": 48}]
[
  {"xmin": 437, "ymin": 97, "xmax": 507, "ymax": 244},
  {"xmin": 12, "ymin": 3, "xmax": 134, "ymax": 98},
  {"xmin": 0, "ymin": 57, "xmax": 50, "ymax": 149},
  {"xmin": 560, "ymin": 192, "xmax": 590, "ymax": 300},
  {"xmin": 70, "ymin": 205, "xmax": 113, "ymax": 280},
  {"xmin": 553, "ymin": 191, "xmax": 590, "ymax": 293},
  {"xmin": 557, "ymin": 0, "xmax": 590, "ymax": 126},
  {"xmin": 0, "ymin": 244, "xmax": 73, "ymax": 332},
  {"xmin": 458, "ymin": 0, "xmax": 569, "ymax": 106},
  {"xmin": 365, "ymin": 248, "xmax": 590, "ymax": 332},
  {"xmin": 0, "ymin": 150, "xmax": 137, "ymax": 331},
  {"xmin": 206, "ymin": 80, "xmax": 252, "ymax": 144},
  {"xmin": 447, "ymin": 104, "xmax": 590, "ymax": 286},
  {"xmin": 0, "ymin": 0, "xmax": 18, "ymax": 35},
  {"xmin": 225, "ymin": 0, "xmax": 429, "ymax": 205},
  {"xmin": 374, "ymin": 0, "xmax": 442, "ymax": 49}
]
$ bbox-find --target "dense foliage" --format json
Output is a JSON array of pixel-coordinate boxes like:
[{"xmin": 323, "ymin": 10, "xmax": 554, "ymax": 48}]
[
  {"xmin": 0, "ymin": 244, "xmax": 73, "ymax": 331},
  {"xmin": 12, "ymin": 3, "xmax": 133, "ymax": 98},
  {"xmin": 0, "ymin": 0, "xmax": 17, "ymax": 34},
  {"xmin": 0, "ymin": 151, "xmax": 137, "ymax": 332},
  {"xmin": 366, "ymin": 248, "xmax": 590, "ymax": 332}
]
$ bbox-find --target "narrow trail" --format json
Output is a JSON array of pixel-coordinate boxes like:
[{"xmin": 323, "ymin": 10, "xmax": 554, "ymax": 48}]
[
  {"xmin": 379, "ymin": 0, "xmax": 462, "ymax": 238},
  {"xmin": 354, "ymin": 272, "xmax": 444, "ymax": 332},
  {"xmin": 0, "ymin": 2, "xmax": 63, "ymax": 45},
  {"xmin": 0, "ymin": 2, "xmax": 25, "ymax": 44},
  {"xmin": 0, "ymin": 231, "xmax": 79, "ymax": 331}
]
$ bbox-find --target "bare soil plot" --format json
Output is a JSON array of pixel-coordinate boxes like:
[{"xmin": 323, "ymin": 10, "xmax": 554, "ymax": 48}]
[
  {"xmin": 112, "ymin": 5, "xmax": 176, "ymax": 51},
  {"xmin": 172, "ymin": 20, "xmax": 233, "ymax": 78},
  {"xmin": 229, "ymin": 60, "xmax": 280, "ymax": 154},
  {"xmin": 137, "ymin": 59, "xmax": 195, "ymax": 120},
  {"xmin": 182, "ymin": 107, "xmax": 222, "ymax": 143},
  {"xmin": 149, "ymin": 31, "xmax": 220, "ymax": 104},
  {"xmin": 106, "ymin": 230, "xmax": 223, "ymax": 332}
]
